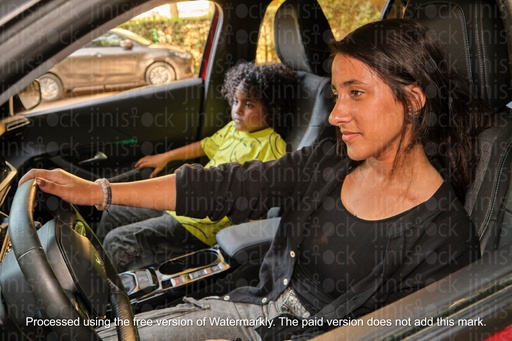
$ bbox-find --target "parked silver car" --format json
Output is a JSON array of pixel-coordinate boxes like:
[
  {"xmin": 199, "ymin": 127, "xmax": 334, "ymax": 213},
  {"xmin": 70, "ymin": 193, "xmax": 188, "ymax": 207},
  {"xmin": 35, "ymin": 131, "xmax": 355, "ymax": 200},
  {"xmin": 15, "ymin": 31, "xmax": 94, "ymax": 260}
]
[{"xmin": 39, "ymin": 28, "xmax": 195, "ymax": 101}]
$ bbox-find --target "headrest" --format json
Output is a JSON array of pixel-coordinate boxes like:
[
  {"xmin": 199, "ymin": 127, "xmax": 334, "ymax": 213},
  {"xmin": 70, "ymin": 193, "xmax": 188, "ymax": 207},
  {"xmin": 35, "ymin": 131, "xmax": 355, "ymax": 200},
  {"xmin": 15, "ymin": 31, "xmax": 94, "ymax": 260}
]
[
  {"xmin": 274, "ymin": 0, "xmax": 334, "ymax": 77},
  {"xmin": 404, "ymin": 0, "xmax": 512, "ymax": 111}
]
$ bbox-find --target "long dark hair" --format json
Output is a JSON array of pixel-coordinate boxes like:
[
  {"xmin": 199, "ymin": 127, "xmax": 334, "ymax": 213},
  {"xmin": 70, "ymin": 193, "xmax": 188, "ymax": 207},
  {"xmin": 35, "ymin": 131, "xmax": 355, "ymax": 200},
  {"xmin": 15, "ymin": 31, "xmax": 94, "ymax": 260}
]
[{"xmin": 330, "ymin": 19, "xmax": 490, "ymax": 203}]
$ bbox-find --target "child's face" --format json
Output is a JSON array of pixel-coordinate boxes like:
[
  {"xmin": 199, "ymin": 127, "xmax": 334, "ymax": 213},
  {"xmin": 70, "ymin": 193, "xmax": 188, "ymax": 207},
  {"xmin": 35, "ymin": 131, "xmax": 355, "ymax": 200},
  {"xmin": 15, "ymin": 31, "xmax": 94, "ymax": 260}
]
[{"xmin": 231, "ymin": 88, "xmax": 268, "ymax": 132}]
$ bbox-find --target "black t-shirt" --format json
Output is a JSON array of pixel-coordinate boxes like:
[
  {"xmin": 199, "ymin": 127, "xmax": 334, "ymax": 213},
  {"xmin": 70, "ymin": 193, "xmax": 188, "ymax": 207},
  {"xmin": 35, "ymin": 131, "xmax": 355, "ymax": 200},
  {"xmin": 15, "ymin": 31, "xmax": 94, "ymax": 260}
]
[
  {"xmin": 292, "ymin": 182, "xmax": 387, "ymax": 314},
  {"xmin": 176, "ymin": 139, "xmax": 480, "ymax": 338}
]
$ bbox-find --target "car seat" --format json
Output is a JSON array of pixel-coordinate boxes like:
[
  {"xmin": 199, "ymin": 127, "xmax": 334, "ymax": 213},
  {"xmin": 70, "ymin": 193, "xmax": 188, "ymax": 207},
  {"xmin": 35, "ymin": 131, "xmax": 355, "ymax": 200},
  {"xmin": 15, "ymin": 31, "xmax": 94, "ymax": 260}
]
[
  {"xmin": 402, "ymin": 0, "xmax": 512, "ymax": 255},
  {"xmin": 273, "ymin": 0, "xmax": 335, "ymax": 152},
  {"xmin": 216, "ymin": 0, "xmax": 336, "ymax": 263}
]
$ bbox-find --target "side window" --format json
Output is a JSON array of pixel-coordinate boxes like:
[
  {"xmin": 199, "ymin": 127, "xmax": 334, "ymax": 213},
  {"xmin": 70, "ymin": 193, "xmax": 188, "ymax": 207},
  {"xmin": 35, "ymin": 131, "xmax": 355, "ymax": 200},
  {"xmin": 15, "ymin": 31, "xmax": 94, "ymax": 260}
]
[
  {"xmin": 100, "ymin": 33, "xmax": 124, "ymax": 47},
  {"xmin": 86, "ymin": 33, "xmax": 124, "ymax": 48},
  {"xmin": 256, "ymin": 1, "xmax": 282, "ymax": 64},
  {"xmin": 256, "ymin": 0, "xmax": 387, "ymax": 64},
  {"xmin": 38, "ymin": 1, "xmax": 214, "ymax": 107}
]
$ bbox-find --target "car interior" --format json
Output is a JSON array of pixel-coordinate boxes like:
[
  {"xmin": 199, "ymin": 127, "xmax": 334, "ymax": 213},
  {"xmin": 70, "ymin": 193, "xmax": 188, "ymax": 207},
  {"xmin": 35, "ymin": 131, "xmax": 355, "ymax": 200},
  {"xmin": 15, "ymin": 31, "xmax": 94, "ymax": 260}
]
[{"xmin": 1, "ymin": 0, "xmax": 512, "ymax": 339}]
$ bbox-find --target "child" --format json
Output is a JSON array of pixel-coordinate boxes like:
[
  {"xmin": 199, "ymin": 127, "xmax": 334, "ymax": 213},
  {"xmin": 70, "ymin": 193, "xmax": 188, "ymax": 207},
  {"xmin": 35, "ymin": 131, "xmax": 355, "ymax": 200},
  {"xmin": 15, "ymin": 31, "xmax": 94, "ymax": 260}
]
[{"xmin": 96, "ymin": 62, "xmax": 298, "ymax": 271}]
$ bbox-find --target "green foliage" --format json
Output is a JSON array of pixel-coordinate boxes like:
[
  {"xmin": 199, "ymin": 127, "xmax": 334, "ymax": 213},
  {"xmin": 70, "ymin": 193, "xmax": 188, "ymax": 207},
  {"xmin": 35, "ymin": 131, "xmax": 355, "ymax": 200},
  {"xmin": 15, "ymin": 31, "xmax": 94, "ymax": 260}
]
[
  {"xmin": 318, "ymin": 0, "xmax": 385, "ymax": 39},
  {"xmin": 256, "ymin": 0, "xmax": 284, "ymax": 64}
]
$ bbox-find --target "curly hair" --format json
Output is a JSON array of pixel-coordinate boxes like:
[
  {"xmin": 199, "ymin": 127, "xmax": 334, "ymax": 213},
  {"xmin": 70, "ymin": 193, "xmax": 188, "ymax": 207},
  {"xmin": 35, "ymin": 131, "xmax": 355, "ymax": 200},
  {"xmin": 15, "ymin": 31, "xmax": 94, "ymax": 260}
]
[
  {"xmin": 330, "ymin": 19, "xmax": 491, "ymax": 203},
  {"xmin": 221, "ymin": 62, "xmax": 298, "ymax": 139}
]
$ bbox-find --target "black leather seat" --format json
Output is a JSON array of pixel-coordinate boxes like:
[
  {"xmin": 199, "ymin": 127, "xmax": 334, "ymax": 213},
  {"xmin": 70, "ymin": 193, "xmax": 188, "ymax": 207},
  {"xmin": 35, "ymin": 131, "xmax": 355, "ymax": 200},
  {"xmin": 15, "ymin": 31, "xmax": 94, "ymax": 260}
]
[
  {"xmin": 403, "ymin": 0, "xmax": 512, "ymax": 254},
  {"xmin": 273, "ymin": 0, "xmax": 335, "ymax": 152}
]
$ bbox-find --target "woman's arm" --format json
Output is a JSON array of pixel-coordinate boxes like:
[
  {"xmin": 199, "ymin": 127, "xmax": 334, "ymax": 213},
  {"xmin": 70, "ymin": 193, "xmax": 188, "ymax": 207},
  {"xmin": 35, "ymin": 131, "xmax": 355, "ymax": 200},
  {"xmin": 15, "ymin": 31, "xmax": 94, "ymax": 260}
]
[
  {"xmin": 18, "ymin": 139, "xmax": 336, "ymax": 216},
  {"xmin": 135, "ymin": 141, "xmax": 205, "ymax": 178},
  {"xmin": 175, "ymin": 141, "xmax": 328, "ymax": 223},
  {"xmin": 18, "ymin": 168, "xmax": 177, "ymax": 210}
]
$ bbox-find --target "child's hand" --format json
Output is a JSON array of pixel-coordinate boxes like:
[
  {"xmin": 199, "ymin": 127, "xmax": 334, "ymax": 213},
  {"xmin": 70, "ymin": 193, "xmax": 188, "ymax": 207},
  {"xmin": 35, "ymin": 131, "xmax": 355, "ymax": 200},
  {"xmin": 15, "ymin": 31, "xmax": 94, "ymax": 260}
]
[{"xmin": 134, "ymin": 154, "xmax": 170, "ymax": 178}]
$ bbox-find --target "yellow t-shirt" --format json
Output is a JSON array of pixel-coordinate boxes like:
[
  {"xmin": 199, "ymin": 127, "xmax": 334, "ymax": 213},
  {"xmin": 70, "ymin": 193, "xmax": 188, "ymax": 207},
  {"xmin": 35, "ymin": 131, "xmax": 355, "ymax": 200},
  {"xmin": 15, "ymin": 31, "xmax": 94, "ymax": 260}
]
[{"xmin": 168, "ymin": 121, "xmax": 286, "ymax": 245}]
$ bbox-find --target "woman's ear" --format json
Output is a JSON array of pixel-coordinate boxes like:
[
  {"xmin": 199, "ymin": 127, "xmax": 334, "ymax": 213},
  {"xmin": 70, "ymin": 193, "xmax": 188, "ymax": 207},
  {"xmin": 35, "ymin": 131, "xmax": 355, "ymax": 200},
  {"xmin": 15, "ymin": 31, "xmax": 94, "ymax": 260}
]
[{"xmin": 407, "ymin": 84, "xmax": 426, "ymax": 112}]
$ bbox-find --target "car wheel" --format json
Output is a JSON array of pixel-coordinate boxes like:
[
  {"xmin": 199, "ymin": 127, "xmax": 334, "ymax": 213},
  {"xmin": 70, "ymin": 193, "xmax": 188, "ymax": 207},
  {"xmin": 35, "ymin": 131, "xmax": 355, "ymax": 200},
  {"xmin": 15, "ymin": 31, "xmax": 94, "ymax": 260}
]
[
  {"xmin": 145, "ymin": 62, "xmax": 177, "ymax": 85},
  {"xmin": 39, "ymin": 73, "xmax": 64, "ymax": 101}
]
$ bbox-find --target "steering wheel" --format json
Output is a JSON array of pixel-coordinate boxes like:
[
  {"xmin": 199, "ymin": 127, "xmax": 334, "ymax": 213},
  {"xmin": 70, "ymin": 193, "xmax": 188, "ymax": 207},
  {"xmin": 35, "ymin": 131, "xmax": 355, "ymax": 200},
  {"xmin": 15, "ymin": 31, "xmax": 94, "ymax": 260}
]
[{"xmin": 7, "ymin": 180, "xmax": 139, "ymax": 340}]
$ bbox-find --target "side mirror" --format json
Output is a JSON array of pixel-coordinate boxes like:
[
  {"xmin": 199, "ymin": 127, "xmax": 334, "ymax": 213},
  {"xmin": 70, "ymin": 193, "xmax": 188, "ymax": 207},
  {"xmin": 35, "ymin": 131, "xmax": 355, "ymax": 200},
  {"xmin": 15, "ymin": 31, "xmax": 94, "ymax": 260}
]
[
  {"xmin": 10, "ymin": 80, "xmax": 42, "ymax": 114},
  {"xmin": 18, "ymin": 80, "xmax": 42, "ymax": 110},
  {"xmin": 120, "ymin": 39, "xmax": 133, "ymax": 50}
]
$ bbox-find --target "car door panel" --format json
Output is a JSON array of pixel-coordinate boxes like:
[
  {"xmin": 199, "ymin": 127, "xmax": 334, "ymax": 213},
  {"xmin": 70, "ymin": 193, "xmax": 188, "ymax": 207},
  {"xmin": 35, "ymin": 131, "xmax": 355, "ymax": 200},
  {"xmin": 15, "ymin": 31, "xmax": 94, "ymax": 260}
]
[
  {"xmin": 16, "ymin": 78, "xmax": 204, "ymax": 180},
  {"xmin": 92, "ymin": 46, "xmax": 143, "ymax": 86},
  {"xmin": 54, "ymin": 49, "xmax": 100, "ymax": 88}
]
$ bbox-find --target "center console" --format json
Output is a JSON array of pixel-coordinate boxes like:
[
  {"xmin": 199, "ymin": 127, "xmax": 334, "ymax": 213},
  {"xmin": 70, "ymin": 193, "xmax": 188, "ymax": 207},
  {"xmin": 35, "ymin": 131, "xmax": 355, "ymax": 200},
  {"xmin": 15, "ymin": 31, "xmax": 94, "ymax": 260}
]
[
  {"xmin": 119, "ymin": 247, "xmax": 230, "ymax": 308},
  {"xmin": 117, "ymin": 218, "xmax": 281, "ymax": 310}
]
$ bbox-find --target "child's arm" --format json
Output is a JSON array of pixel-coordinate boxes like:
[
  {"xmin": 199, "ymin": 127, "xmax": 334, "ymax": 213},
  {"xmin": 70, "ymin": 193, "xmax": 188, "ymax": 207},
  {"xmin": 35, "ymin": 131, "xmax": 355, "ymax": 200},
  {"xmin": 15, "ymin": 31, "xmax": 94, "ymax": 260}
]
[{"xmin": 134, "ymin": 141, "xmax": 205, "ymax": 178}]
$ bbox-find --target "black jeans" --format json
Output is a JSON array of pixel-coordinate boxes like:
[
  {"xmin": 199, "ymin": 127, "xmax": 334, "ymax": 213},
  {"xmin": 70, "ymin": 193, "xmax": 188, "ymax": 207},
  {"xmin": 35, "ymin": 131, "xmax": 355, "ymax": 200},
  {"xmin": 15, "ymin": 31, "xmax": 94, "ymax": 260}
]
[{"xmin": 97, "ymin": 205, "xmax": 208, "ymax": 272}]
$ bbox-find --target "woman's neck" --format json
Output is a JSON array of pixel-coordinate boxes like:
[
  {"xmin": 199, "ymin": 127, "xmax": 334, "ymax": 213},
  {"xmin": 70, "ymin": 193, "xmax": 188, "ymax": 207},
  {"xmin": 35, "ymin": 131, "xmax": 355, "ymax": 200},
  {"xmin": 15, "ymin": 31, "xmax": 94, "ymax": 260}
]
[{"xmin": 342, "ymin": 145, "xmax": 444, "ymax": 220}]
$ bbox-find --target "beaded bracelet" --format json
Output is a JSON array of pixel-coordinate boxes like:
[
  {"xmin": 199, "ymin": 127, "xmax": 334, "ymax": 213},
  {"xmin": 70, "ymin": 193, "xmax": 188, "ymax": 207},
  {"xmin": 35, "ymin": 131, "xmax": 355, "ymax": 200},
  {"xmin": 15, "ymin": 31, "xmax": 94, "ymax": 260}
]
[{"xmin": 94, "ymin": 178, "xmax": 111, "ymax": 212}]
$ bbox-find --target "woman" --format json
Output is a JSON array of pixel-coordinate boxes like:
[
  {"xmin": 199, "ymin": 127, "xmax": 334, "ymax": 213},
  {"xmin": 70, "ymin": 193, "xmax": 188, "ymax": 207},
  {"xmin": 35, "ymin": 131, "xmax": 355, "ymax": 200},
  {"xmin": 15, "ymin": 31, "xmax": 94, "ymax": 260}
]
[{"xmin": 19, "ymin": 19, "xmax": 487, "ymax": 340}]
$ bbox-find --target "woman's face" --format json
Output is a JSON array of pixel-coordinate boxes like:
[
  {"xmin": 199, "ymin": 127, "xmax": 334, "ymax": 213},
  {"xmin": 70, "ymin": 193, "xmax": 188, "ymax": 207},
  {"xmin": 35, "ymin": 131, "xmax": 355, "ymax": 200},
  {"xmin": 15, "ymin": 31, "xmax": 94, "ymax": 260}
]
[
  {"xmin": 328, "ymin": 54, "xmax": 410, "ymax": 163},
  {"xmin": 231, "ymin": 85, "xmax": 268, "ymax": 133}
]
